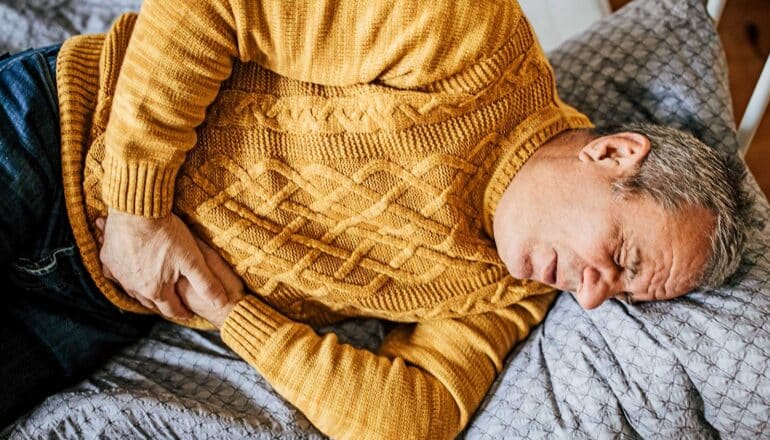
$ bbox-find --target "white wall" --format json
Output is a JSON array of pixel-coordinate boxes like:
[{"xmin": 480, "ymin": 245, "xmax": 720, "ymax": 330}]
[{"xmin": 518, "ymin": 0, "xmax": 611, "ymax": 52}]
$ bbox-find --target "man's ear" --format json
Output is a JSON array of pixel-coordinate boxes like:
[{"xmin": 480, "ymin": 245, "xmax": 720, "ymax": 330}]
[{"xmin": 578, "ymin": 132, "xmax": 651, "ymax": 177}]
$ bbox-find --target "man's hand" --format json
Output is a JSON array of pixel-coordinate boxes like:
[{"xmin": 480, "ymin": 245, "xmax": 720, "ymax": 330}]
[{"xmin": 96, "ymin": 208, "xmax": 229, "ymax": 320}]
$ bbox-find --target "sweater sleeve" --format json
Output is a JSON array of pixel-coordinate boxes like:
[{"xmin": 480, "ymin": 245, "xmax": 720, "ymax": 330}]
[
  {"xmin": 102, "ymin": 0, "xmax": 521, "ymax": 217},
  {"xmin": 220, "ymin": 291, "xmax": 557, "ymax": 439}
]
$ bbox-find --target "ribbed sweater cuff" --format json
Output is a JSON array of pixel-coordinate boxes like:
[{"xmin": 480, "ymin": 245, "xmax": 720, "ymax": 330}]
[
  {"xmin": 101, "ymin": 150, "xmax": 180, "ymax": 218},
  {"xmin": 220, "ymin": 296, "xmax": 292, "ymax": 354}
]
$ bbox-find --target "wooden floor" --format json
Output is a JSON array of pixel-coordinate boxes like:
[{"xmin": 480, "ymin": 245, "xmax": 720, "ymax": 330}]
[{"xmin": 610, "ymin": 0, "xmax": 770, "ymax": 199}]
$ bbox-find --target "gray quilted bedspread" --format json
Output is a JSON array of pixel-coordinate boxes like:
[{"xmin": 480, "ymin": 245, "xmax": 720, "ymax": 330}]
[{"xmin": 2, "ymin": 0, "xmax": 769, "ymax": 438}]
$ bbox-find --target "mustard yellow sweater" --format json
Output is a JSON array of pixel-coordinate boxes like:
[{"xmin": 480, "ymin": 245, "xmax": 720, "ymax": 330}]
[{"xmin": 56, "ymin": 0, "xmax": 592, "ymax": 438}]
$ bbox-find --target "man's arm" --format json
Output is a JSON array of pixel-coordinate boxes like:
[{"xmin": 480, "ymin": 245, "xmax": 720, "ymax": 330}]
[{"xmin": 216, "ymin": 292, "xmax": 556, "ymax": 439}]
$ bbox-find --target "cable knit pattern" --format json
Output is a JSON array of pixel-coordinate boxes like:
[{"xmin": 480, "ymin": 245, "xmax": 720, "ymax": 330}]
[{"xmin": 56, "ymin": 1, "xmax": 592, "ymax": 438}]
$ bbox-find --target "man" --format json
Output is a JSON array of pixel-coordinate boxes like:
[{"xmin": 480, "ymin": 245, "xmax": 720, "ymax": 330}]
[{"xmin": 0, "ymin": 0, "xmax": 753, "ymax": 438}]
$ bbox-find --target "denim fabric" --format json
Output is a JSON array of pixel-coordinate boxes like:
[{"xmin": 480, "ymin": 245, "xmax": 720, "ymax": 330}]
[{"xmin": 0, "ymin": 44, "xmax": 155, "ymax": 427}]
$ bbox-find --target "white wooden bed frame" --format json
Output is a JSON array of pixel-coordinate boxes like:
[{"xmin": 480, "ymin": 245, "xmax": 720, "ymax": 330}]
[
  {"xmin": 707, "ymin": 0, "xmax": 770, "ymax": 158},
  {"xmin": 700, "ymin": 0, "xmax": 770, "ymax": 158}
]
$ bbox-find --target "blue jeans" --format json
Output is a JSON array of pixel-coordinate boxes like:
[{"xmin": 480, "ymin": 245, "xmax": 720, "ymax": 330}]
[{"xmin": 0, "ymin": 44, "xmax": 155, "ymax": 426}]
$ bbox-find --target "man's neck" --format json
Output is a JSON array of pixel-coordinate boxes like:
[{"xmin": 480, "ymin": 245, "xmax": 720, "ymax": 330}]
[{"xmin": 492, "ymin": 128, "xmax": 592, "ymax": 240}]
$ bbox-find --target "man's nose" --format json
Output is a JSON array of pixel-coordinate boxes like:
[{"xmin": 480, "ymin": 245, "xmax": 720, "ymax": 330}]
[{"xmin": 576, "ymin": 266, "xmax": 623, "ymax": 309}]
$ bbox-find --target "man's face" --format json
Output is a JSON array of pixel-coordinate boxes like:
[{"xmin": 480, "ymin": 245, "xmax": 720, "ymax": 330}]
[{"xmin": 493, "ymin": 131, "xmax": 716, "ymax": 310}]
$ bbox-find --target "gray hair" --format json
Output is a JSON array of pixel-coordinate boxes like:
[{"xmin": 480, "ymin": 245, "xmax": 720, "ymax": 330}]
[{"xmin": 590, "ymin": 123, "xmax": 756, "ymax": 289}]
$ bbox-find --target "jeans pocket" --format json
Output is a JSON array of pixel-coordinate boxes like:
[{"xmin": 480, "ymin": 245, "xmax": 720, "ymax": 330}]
[
  {"xmin": 9, "ymin": 245, "xmax": 79, "ymax": 293},
  {"xmin": 7, "ymin": 243, "xmax": 123, "ymax": 318}
]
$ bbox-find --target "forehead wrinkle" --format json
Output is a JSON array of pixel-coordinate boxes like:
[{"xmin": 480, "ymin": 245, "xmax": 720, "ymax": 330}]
[
  {"xmin": 661, "ymin": 245, "xmax": 679, "ymax": 300},
  {"xmin": 644, "ymin": 258, "xmax": 658, "ymax": 298},
  {"xmin": 631, "ymin": 244, "xmax": 642, "ymax": 275},
  {"xmin": 646, "ymin": 249, "xmax": 668, "ymax": 300},
  {"xmin": 628, "ymin": 242, "xmax": 643, "ymax": 294}
]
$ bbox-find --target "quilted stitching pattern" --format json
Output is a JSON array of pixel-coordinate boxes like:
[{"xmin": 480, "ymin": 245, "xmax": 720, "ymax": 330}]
[{"xmin": 5, "ymin": 319, "xmax": 385, "ymax": 438}]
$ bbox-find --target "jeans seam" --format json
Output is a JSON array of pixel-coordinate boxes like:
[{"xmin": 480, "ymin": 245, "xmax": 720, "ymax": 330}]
[{"xmin": 33, "ymin": 51, "xmax": 59, "ymax": 116}]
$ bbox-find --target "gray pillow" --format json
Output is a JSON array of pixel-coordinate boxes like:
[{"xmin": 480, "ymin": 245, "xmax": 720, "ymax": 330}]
[
  {"xmin": 0, "ymin": 0, "xmax": 142, "ymax": 54},
  {"xmin": 551, "ymin": 0, "xmax": 740, "ymax": 155},
  {"xmin": 464, "ymin": 0, "xmax": 770, "ymax": 438}
]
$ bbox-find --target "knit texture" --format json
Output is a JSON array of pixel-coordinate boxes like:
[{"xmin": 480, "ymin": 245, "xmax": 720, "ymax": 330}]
[{"xmin": 55, "ymin": 0, "xmax": 593, "ymax": 438}]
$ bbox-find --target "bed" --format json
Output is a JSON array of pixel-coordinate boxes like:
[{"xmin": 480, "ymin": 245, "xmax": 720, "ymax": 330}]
[{"xmin": 2, "ymin": 0, "xmax": 769, "ymax": 438}]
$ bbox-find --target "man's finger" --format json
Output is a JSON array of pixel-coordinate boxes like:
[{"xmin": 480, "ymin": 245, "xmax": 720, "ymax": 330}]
[
  {"xmin": 94, "ymin": 217, "xmax": 106, "ymax": 245},
  {"xmin": 175, "ymin": 276, "xmax": 202, "ymax": 314},
  {"xmin": 175, "ymin": 276, "xmax": 193, "ymax": 305},
  {"xmin": 180, "ymin": 252, "xmax": 229, "ymax": 308},
  {"xmin": 151, "ymin": 282, "xmax": 194, "ymax": 320},
  {"xmin": 195, "ymin": 237, "xmax": 244, "ymax": 292}
]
